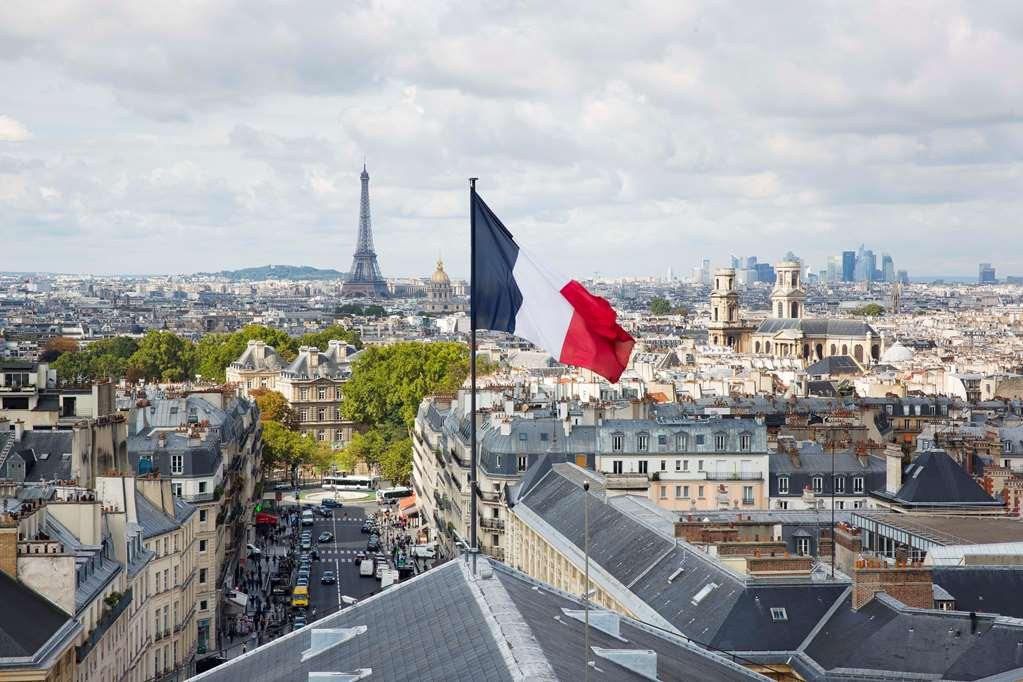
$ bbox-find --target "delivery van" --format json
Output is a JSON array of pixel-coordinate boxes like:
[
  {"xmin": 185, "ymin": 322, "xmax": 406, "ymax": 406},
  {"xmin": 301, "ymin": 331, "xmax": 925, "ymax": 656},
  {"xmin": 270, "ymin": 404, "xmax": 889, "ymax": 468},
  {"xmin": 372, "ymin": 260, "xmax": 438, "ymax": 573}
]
[{"xmin": 291, "ymin": 585, "xmax": 309, "ymax": 608}]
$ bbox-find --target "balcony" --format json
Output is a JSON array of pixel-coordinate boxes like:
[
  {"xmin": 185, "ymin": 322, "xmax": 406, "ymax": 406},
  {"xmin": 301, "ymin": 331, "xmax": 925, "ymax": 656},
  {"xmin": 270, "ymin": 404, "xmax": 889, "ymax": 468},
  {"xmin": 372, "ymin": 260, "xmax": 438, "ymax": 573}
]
[
  {"xmin": 704, "ymin": 471, "xmax": 762, "ymax": 481},
  {"xmin": 76, "ymin": 589, "xmax": 133, "ymax": 663},
  {"xmin": 480, "ymin": 517, "xmax": 505, "ymax": 531},
  {"xmin": 482, "ymin": 546, "xmax": 505, "ymax": 562}
]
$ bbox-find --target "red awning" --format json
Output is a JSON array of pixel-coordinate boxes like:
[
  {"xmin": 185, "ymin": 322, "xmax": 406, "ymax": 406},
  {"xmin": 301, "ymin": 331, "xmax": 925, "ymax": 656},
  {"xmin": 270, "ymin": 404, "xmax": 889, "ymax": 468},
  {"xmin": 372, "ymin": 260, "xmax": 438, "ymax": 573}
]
[{"xmin": 255, "ymin": 512, "xmax": 278, "ymax": 525}]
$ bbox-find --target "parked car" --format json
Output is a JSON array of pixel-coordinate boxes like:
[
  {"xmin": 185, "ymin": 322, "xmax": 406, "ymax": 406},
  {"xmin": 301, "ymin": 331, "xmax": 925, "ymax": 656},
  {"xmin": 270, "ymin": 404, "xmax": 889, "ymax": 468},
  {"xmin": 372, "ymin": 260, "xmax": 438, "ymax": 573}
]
[
  {"xmin": 273, "ymin": 483, "xmax": 290, "ymax": 491},
  {"xmin": 367, "ymin": 538, "xmax": 380, "ymax": 552},
  {"xmin": 317, "ymin": 531, "xmax": 334, "ymax": 543},
  {"xmin": 293, "ymin": 616, "xmax": 307, "ymax": 628},
  {"xmin": 300, "ymin": 539, "xmax": 311, "ymax": 551},
  {"xmin": 360, "ymin": 522, "xmax": 373, "ymax": 534},
  {"xmin": 296, "ymin": 577, "xmax": 309, "ymax": 587},
  {"xmin": 298, "ymin": 568, "xmax": 310, "ymax": 580},
  {"xmin": 412, "ymin": 544, "xmax": 437, "ymax": 559},
  {"xmin": 315, "ymin": 506, "xmax": 332, "ymax": 517},
  {"xmin": 320, "ymin": 570, "xmax": 336, "ymax": 585},
  {"xmin": 355, "ymin": 551, "xmax": 366, "ymax": 561}
]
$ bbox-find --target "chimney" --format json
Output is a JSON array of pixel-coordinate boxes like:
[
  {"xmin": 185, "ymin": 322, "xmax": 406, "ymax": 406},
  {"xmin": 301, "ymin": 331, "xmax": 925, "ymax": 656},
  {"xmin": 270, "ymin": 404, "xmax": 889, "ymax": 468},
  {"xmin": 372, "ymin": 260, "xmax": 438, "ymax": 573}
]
[
  {"xmin": 852, "ymin": 555, "xmax": 933, "ymax": 609},
  {"xmin": 0, "ymin": 517, "xmax": 17, "ymax": 579},
  {"xmin": 886, "ymin": 444, "xmax": 903, "ymax": 495},
  {"xmin": 13, "ymin": 420, "xmax": 24, "ymax": 443},
  {"xmin": 306, "ymin": 347, "xmax": 319, "ymax": 369}
]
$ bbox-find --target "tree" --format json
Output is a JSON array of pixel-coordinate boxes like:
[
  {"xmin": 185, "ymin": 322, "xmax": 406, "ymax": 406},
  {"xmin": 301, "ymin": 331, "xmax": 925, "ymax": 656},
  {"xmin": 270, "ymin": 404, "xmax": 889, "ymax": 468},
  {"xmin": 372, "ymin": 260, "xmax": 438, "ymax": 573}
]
[
  {"xmin": 379, "ymin": 436, "xmax": 413, "ymax": 485},
  {"xmin": 342, "ymin": 430, "xmax": 388, "ymax": 466},
  {"xmin": 51, "ymin": 335, "xmax": 139, "ymax": 382},
  {"xmin": 128, "ymin": 331, "xmax": 197, "ymax": 382},
  {"xmin": 851, "ymin": 303, "xmax": 885, "ymax": 317},
  {"xmin": 40, "ymin": 337, "xmax": 79, "ymax": 362},
  {"xmin": 649, "ymin": 296, "xmax": 672, "ymax": 315},
  {"xmin": 261, "ymin": 421, "xmax": 318, "ymax": 483},
  {"xmin": 51, "ymin": 351, "xmax": 93, "ymax": 383},
  {"xmin": 341, "ymin": 342, "xmax": 471, "ymax": 429},
  {"xmin": 296, "ymin": 324, "xmax": 362, "ymax": 352},
  {"xmin": 249, "ymin": 389, "xmax": 300, "ymax": 430}
]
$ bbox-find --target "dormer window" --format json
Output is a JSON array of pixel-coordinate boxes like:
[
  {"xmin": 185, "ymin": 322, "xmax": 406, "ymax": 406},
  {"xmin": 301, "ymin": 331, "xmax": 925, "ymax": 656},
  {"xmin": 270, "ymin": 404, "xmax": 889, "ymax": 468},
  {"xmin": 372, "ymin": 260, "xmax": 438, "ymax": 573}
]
[
  {"xmin": 676, "ymin": 433, "xmax": 688, "ymax": 451},
  {"xmin": 739, "ymin": 433, "xmax": 752, "ymax": 451},
  {"xmin": 714, "ymin": 433, "xmax": 727, "ymax": 450},
  {"xmin": 812, "ymin": 476, "xmax": 823, "ymax": 494},
  {"xmin": 612, "ymin": 433, "xmax": 624, "ymax": 452},
  {"xmin": 637, "ymin": 433, "xmax": 649, "ymax": 452}
]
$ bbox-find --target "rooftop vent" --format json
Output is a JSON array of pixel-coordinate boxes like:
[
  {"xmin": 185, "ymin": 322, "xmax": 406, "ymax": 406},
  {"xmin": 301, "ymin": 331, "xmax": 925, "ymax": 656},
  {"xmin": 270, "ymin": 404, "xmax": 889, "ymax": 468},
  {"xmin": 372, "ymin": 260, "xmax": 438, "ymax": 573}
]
[
  {"xmin": 591, "ymin": 648, "xmax": 658, "ymax": 681},
  {"xmin": 562, "ymin": 609, "xmax": 623, "ymax": 640},
  {"xmin": 691, "ymin": 582, "xmax": 718, "ymax": 606},
  {"xmin": 301, "ymin": 626, "xmax": 368, "ymax": 662}
]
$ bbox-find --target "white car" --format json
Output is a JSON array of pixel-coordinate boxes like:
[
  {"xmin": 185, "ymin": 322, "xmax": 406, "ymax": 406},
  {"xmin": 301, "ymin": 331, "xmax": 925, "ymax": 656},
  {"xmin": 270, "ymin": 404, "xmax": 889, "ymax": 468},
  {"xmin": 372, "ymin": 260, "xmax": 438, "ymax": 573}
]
[
  {"xmin": 247, "ymin": 543, "xmax": 262, "ymax": 556},
  {"xmin": 412, "ymin": 544, "xmax": 436, "ymax": 559}
]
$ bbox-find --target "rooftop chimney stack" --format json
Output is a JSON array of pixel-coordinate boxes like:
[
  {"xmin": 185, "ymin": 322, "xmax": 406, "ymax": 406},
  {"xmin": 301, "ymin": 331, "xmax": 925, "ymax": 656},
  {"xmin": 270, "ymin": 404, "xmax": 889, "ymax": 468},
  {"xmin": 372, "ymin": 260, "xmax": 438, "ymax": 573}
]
[{"xmin": 886, "ymin": 444, "xmax": 903, "ymax": 495}]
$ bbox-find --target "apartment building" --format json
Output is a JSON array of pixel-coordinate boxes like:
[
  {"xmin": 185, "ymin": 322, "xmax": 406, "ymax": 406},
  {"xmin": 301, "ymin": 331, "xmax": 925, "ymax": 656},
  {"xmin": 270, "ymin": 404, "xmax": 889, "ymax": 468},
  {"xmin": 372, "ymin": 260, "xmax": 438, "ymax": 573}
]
[
  {"xmin": 225, "ymin": 341, "xmax": 285, "ymax": 396},
  {"xmin": 0, "ymin": 360, "xmax": 117, "ymax": 430},
  {"xmin": 595, "ymin": 417, "xmax": 770, "ymax": 511}
]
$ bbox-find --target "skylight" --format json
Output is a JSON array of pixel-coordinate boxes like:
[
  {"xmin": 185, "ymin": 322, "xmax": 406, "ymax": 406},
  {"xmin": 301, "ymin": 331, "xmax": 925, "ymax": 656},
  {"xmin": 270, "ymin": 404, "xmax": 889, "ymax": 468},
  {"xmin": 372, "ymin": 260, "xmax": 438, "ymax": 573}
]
[
  {"xmin": 770, "ymin": 607, "xmax": 788, "ymax": 622},
  {"xmin": 691, "ymin": 582, "xmax": 718, "ymax": 606}
]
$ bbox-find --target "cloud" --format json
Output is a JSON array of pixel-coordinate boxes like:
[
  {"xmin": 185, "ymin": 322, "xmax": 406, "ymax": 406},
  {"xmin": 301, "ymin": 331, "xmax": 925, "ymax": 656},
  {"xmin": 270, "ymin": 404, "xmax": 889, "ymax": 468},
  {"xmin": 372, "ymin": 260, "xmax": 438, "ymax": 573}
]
[
  {"xmin": 1, "ymin": 1, "xmax": 1023, "ymax": 277},
  {"xmin": 0, "ymin": 115, "xmax": 30, "ymax": 142}
]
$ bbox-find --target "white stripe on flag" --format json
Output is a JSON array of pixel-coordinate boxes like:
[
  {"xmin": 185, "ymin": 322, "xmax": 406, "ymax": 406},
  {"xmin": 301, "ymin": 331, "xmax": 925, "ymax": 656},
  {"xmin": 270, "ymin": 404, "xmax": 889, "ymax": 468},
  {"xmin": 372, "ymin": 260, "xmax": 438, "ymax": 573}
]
[{"xmin": 511, "ymin": 245, "xmax": 574, "ymax": 360}]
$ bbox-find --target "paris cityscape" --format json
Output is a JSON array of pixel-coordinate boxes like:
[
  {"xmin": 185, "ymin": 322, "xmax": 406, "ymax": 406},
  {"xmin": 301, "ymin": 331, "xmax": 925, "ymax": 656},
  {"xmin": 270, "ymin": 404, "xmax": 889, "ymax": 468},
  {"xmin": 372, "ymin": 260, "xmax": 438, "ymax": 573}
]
[{"xmin": 4, "ymin": 3, "xmax": 1023, "ymax": 682}]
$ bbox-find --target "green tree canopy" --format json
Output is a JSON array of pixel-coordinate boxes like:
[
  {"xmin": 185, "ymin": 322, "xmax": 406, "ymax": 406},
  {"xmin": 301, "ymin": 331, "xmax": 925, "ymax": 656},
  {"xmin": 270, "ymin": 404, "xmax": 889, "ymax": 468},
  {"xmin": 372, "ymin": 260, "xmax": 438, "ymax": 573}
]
[
  {"xmin": 261, "ymin": 421, "xmax": 319, "ymax": 481},
  {"xmin": 341, "ymin": 341, "xmax": 471, "ymax": 429},
  {"xmin": 195, "ymin": 324, "xmax": 298, "ymax": 383},
  {"xmin": 295, "ymin": 324, "xmax": 362, "ymax": 352},
  {"xmin": 649, "ymin": 296, "xmax": 672, "ymax": 315},
  {"xmin": 52, "ymin": 335, "xmax": 139, "ymax": 382},
  {"xmin": 851, "ymin": 303, "xmax": 885, "ymax": 317},
  {"xmin": 379, "ymin": 436, "xmax": 413, "ymax": 485},
  {"xmin": 128, "ymin": 331, "xmax": 197, "ymax": 382}
]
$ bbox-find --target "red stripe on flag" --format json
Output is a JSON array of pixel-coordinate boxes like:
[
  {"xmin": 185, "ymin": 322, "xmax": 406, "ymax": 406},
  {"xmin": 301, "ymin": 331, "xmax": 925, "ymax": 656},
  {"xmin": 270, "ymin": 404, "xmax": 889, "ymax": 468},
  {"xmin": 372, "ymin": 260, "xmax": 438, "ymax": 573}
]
[{"xmin": 557, "ymin": 280, "xmax": 635, "ymax": 383}]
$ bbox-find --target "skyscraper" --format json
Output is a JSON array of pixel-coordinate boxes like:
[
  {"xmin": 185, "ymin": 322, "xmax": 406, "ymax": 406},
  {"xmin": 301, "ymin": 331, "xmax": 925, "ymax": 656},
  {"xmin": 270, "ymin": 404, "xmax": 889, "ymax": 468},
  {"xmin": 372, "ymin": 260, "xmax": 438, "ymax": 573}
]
[
  {"xmin": 841, "ymin": 251, "xmax": 856, "ymax": 282},
  {"xmin": 340, "ymin": 165, "xmax": 388, "ymax": 297},
  {"xmin": 881, "ymin": 253, "xmax": 895, "ymax": 283},
  {"xmin": 979, "ymin": 263, "xmax": 997, "ymax": 284}
]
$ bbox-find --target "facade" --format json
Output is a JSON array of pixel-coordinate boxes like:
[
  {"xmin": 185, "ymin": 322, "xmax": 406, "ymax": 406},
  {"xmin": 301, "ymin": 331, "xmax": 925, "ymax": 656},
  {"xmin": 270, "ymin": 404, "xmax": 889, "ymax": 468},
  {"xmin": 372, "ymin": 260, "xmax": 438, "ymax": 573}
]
[
  {"xmin": 225, "ymin": 341, "xmax": 286, "ymax": 396},
  {"xmin": 339, "ymin": 166, "xmax": 388, "ymax": 298},
  {"xmin": 0, "ymin": 360, "xmax": 117, "ymax": 431},
  {"xmin": 277, "ymin": 344, "xmax": 357, "ymax": 447},
  {"xmin": 596, "ymin": 417, "xmax": 770, "ymax": 511},
  {"xmin": 768, "ymin": 444, "xmax": 886, "ymax": 511},
  {"xmin": 709, "ymin": 260, "xmax": 883, "ymax": 363}
]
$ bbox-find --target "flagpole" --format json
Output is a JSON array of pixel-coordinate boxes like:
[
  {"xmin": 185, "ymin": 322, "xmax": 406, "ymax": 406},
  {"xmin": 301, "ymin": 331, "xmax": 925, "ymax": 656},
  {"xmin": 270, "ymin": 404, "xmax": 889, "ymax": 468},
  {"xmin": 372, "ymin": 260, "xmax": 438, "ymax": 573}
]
[{"xmin": 469, "ymin": 177, "xmax": 479, "ymax": 574}]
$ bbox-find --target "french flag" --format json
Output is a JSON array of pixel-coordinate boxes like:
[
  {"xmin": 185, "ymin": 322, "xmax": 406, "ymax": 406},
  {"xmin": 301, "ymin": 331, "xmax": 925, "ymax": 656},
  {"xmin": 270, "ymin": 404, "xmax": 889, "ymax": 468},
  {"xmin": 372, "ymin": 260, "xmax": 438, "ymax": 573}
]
[{"xmin": 472, "ymin": 190, "xmax": 635, "ymax": 383}]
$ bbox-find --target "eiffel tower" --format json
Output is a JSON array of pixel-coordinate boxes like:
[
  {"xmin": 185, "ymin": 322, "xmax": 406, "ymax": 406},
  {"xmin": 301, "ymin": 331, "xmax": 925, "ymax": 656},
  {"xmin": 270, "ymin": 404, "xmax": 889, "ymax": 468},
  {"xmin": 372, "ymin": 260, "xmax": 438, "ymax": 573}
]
[{"xmin": 340, "ymin": 165, "xmax": 389, "ymax": 297}]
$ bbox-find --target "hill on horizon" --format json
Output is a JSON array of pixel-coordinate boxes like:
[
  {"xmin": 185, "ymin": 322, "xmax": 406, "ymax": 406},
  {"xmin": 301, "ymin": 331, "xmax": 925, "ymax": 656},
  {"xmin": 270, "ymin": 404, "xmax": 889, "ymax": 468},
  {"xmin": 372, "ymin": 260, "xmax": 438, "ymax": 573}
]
[{"xmin": 199, "ymin": 264, "xmax": 348, "ymax": 281}]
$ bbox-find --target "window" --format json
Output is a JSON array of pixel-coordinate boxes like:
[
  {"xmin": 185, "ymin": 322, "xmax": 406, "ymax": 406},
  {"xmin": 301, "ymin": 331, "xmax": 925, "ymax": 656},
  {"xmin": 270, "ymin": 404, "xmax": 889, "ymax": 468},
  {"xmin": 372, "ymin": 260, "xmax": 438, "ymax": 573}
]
[
  {"xmin": 660, "ymin": 460, "xmax": 666, "ymax": 471},
  {"xmin": 812, "ymin": 476, "xmax": 823, "ymax": 494},
  {"xmin": 675, "ymin": 485, "xmax": 683, "ymax": 498},
  {"xmin": 318, "ymin": 386, "xmax": 326, "ymax": 400},
  {"xmin": 776, "ymin": 500, "xmax": 788, "ymax": 510},
  {"xmin": 638, "ymin": 460, "xmax": 649, "ymax": 474},
  {"xmin": 495, "ymin": 455, "xmax": 501, "ymax": 468},
  {"xmin": 659, "ymin": 485, "xmax": 667, "ymax": 499},
  {"xmin": 739, "ymin": 433, "xmax": 752, "ymax": 451},
  {"xmin": 676, "ymin": 433, "xmax": 688, "ymax": 450},
  {"xmin": 540, "ymin": 433, "xmax": 549, "ymax": 442},
  {"xmin": 492, "ymin": 534, "xmax": 499, "ymax": 547},
  {"xmin": 698, "ymin": 485, "xmax": 705, "ymax": 498},
  {"xmin": 163, "ymin": 571, "xmax": 168, "ymax": 591},
  {"xmin": 199, "ymin": 539, "xmax": 207, "ymax": 553},
  {"xmin": 299, "ymin": 408, "xmax": 309, "ymax": 421},
  {"xmin": 853, "ymin": 500, "xmax": 865, "ymax": 509},
  {"xmin": 1004, "ymin": 440, "xmax": 1013, "ymax": 453},
  {"xmin": 170, "ymin": 455, "xmax": 183, "ymax": 475},
  {"xmin": 834, "ymin": 476, "xmax": 845, "ymax": 494},
  {"xmin": 683, "ymin": 485, "xmax": 690, "ymax": 498},
  {"xmin": 612, "ymin": 460, "xmax": 623, "ymax": 474},
  {"xmin": 612, "ymin": 434, "xmax": 624, "ymax": 452},
  {"xmin": 770, "ymin": 608, "xmax": 788, "ymax": 622},
  {"xmin": 300, "ymin": 388, "xmax": 309, "ymax": 401},
  {"xmin": 199, "ymin": 510, "xmax": 207, "ymax": 523},
  {"xmin": 198, "ymin": 481, "xmax": 207, "ymax": 494},
  {"xmin": 658, "ymin": 435, "xmax": 667, "ymax": 447},
  {"xmin": 714, "ymin": 433, "xmax": 727, "ymax": 450},
  {"xmin": 316, "ymin": 429, "xmax": 326, "ymax": 441},
  {"xmin": 683, "ymin": 459, "xmax": 690, "ymax": 472},
  {"xmin": 518, "ymin": 432, "xmax": 528, "ymax": 442},
  {"xmin": 742, "ymin": 486, "xmax": 754, "ymax": 505},
  {"xmin": 778, "ymin": 477, "xmax": 789, "ymax": 494},
  {"xmin": 695, "ymin": 435, "xmax": 705, "ymax": 446},
  {"xmin": 853, "ymin": 477, "xmax": 864, "ymax": 493},
  {"xmin": 517, "ymin": 456, "xmax": 527, "ymax": 472},
  {"xmin": 675, "ymin": 459, "xmax": 682, "ymax": 471},
  {"xmin": 199, "ymin": 568, "xmax": 207, "ymax": 584},
  {"xmin": 835, "ymin": 500, "xmax": 845, "ymax": 510},
  {"xmin": 335, "ymin": 407, "xmax": 343, "ymax": 421},
  {"xmin": 171, "ymin": 483, "xmax": 182, "ymax": 497},
  {"xmin": 698, "ymin": 459, "xmax": 705, "ymax": 471},
  {"xmin": 637, "ymin": 434, "xmax": 649, "ymax": 451},
  {"xmin": 200, "ymin": 600, "xmax": 208, "ymax": 611}
]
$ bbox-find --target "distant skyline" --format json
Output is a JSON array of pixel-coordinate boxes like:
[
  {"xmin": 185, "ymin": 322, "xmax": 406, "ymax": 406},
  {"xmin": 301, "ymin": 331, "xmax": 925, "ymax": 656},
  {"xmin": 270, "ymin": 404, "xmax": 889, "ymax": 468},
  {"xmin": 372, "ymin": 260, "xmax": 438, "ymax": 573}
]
[{"xmin": 3, "ymin": 3, "xmax": 1023, "ymax": 278}]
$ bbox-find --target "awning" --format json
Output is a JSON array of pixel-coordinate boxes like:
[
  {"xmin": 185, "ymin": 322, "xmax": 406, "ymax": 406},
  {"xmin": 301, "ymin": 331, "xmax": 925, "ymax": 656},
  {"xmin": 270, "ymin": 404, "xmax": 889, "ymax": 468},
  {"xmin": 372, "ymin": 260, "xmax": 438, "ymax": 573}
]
[
  {"xmin": 398, "ymin": 494, "xmax": 419, "ymax": 516},
  {"xmin": 255, "ymin": 512, "xmax": 278, "ymax": 525}
]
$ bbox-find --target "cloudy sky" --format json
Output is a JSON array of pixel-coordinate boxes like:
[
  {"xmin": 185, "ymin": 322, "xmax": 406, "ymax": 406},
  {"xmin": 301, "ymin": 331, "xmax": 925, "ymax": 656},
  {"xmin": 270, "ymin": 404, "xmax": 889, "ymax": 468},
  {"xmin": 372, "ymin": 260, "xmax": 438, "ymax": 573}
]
[{"xmin": 2, "ymin": 1, "xmax": 1022, "ymax": 279}]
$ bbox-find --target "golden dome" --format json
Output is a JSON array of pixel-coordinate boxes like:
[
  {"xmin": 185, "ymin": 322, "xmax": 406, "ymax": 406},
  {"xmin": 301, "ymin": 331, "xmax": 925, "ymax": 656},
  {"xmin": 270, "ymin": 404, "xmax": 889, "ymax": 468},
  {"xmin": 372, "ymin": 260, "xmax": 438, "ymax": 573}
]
[{"xmin": 431, "ymin": 258, "xmax": 451, "ymax": 285}]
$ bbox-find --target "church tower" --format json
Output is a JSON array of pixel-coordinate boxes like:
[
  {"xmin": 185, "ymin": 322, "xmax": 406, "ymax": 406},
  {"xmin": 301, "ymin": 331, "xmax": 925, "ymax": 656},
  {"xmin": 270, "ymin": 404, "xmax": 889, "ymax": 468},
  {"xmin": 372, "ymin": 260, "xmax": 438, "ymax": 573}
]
[
  {"xmin": 708, "ymin": 268, "xmax": 745, "ymax": 349},
  {"xmin": 770, "ymin": 260, "xmax": 805, "ymax": 320}
]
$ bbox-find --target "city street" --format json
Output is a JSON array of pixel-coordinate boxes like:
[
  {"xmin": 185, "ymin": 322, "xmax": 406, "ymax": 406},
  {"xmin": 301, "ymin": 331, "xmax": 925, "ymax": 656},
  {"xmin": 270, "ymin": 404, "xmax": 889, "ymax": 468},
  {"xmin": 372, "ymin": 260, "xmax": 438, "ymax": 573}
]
[{"xmin": 304, "ymin": 502, "xmax": 381, "ymax": 619}]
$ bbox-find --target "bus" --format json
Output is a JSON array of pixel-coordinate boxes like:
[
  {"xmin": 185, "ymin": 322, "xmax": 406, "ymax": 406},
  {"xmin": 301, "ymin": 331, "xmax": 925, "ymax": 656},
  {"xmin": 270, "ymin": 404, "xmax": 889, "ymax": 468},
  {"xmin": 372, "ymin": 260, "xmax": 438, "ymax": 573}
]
[
  {"xmin": 376, "ymin": 486, "xmax": 413, "ymax": 505},
  {"xmin": 321, "ymin": 474, "xmax": 379, "ymax": 492}
]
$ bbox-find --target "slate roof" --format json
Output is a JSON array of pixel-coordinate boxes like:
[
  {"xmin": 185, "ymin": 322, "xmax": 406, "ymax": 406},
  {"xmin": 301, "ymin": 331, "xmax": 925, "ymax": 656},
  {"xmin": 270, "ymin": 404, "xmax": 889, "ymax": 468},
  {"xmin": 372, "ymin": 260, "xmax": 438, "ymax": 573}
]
[
  {"xmin": 804, "ymin": 355, "xmax": 861, "ymax": 377},
  {"xmin": 754, "ymin": 318, "xmax": 877, "ymax": 337},
  {"xmin": 135, "ymin": 492, "xmax": 181, "ymax": 539},
  {"xmin": 190, "ymin": 556, "xmax": 767, "ymax": 682},
  {"xmin": 515, "ymin": 464, "xmax": 848, "ymax": 652},
  {"xmin": 44, "ymin": 514, "xmax": 121, "ymax": 613},
  {"xmin": 230, "ymin": 342, "xmax": 286, "ymax": 372},
  {"xmin": 870, "ymin": 449, "xmax": 1003, "ymax": 507},
  {"xmin": 0, "ymin": 570, "xmax": 75, "ymax": 659},
  {"xmin": 797, "ymin": 593, "xmax": 1023, "ymax": 681},
  {"xmin": 18, "ymin": 431, "xmax": 73, "ymax": 481},
  {"xmin": 280, "ymin": 346, "xmax": 351, "ymax": 380},
  {"xmin": 479, "ymin": 419, "xmax": 596, "ymax": 476},
  {"xmin": 932, "ymin": 567, "xmax": 1023, "ymax": 619}
]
